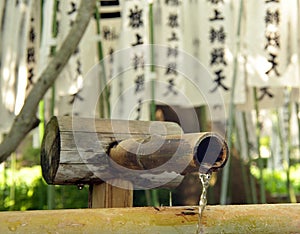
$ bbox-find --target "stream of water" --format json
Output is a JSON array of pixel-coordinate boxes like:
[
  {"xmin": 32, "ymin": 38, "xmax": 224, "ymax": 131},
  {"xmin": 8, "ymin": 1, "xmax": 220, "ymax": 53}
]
[{"xmin": 196, "ymin": 173, "xmax": 211, "ymax": 234}]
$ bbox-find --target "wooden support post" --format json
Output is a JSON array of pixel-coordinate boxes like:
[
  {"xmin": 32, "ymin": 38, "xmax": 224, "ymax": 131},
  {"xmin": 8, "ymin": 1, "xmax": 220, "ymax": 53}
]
[
  {"xmin": 89, "ymin": 179, "xmax": 133, "ymax": 208},
  {"xmin": 0, "ymin": 204, "xmax": 299, "ymax": 233}
]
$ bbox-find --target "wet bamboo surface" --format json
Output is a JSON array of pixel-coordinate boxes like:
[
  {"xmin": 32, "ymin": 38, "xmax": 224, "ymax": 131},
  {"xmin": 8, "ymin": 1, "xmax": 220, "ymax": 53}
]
[{"xmin": 0, "ymin": 204, "xmax": 299, "ymax": 233}]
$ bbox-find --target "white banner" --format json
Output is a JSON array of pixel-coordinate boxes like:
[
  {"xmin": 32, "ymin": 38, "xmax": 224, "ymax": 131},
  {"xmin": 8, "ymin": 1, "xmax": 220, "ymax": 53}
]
[
  {"xmin": 0, "ymin": 1, "xmax": 35, "ymax": 133},
  {"xmin": 236, "ymin": 87, "xmax": 299, "ymax": 111},
  {"xmin": 197, "ymin": 0, "xmax": 246, "ymax": 105},
  {"xmin": 110, "ymin": 0, "xmax": 150, "ymax": 120},
  {"xmin": 245, "ymin": 0, "xmax": 299, "ymax": 87}
]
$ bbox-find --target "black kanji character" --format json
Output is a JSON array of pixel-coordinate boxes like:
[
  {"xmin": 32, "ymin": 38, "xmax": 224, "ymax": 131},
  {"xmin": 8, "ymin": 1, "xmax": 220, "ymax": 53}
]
[
  {"xmin": 103, "ymin": 27, "xmax": 112, "ymax": 40},
  {"xmin": 76, "ymin": 60, "xmax": 82, "ymax": 75},
  {"xmin": 67, "ymin": 2, "xmax": 77, "ymax": 15},
  {"xmin": 165, "ymin": 0, "xmax": 181, "ymax": 6},
  {"xmin": 209, "ymin": 26, "xmax": 226, "ymax": 44},
  {"xmin": 131, "ymin": 33, "xmax": 144, "ymax": 46},
  {"xmin": 27, "ymin": 47, "xmax": 35, "ymax": 63},
  {"xmin": 164, "ymin": 78, "xmax": 178, "ymax": 96},
  {"xmin": 168, "ymin": 32, "xmax": 179, "ymax": 41},
  {"xmin": 207, "ymin": 0, "xmax": 224, "ymax": 4},
  {"xmin": 27, "ymin": 68, "xmax": 34, "ymax": 88},
  {"xmin": 258, "ymin": 87, "xmax": 274, "ymax": 100},
  {"xmin": 265, "ymin": 52, "xmax": 280, "ymax": 76},
  {"xmin": 210, "ymin": 69, "xmax": 229, "ymax": 92},
  {"xmin": 69, "ymin": 90, "xmax": 84, "ymax": 104},
  {"xmin": 135, "ymin": 99, "xmax": 142, "ymax": 120},
  {"xmin": 57, "ymin": 0, "xmax": 61, "ymax": 12},
  {"xmin": 265, "ymin": 31, "xmax": 280, "ymax": 49},
  {"xmin": 128, "ymin": 5, "xmax": 143, "ymax": 28},
  {"xmin": 210, "ymin": 48, "xmax": 227, "ymax": 66},
  {"xmin": 168, "ymin": 13, "xmax": 179, "ymax": 28},
  {"xmin": 135, "ymin": 74, "xmax": 145, "ymax": 93},
  {"xmin": 265, "ymin": 9, "xmax": 280, "ymax": 25},
  {"xmin": 167, "ymin": 46, "xmax": 178, "ymax": 58},
  {"xmin": 29, "ymin": 27, "xmax": 36, "ymax": 43},
  {"xmin": 165, "ymin": 63, "xmax": 177, "ymax": 75},
  {"xmin": 265, "ymin": 0, "xmax": 279, "ymax": 3},
  {"xmin": 209, "ymin": 9, "xmax": 224, "ymax": 21},
  {"xmin": 132, "ymin": 54, "xmax": 145, "ymax": 70},
  {"xmin": 109, "ymin": 48, "xmax": 114, "ymax": 63},
  {"xmin": 103, "ymin": 26, "xmax": 118, "ymax": 41}
]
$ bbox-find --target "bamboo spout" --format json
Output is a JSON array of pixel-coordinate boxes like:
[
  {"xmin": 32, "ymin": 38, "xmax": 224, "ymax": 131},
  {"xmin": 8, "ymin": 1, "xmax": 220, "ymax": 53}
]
[{"xmin": 109, "ymin": 132, "xmax": 228, "ymax": 174}]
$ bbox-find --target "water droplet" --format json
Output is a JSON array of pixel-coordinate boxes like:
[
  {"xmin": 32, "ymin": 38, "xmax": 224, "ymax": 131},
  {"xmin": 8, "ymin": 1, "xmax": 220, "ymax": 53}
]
[{"xmin": 77, "ymin": 184, "xmax": 84, "ymax": 190}]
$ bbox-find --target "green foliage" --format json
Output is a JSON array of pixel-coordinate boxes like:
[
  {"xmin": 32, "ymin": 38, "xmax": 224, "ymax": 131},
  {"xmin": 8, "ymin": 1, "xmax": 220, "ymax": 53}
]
[
  {"xmin": 0, "ymin": 166, "xmax": 88, "ymax": 211},
  {"xmin": 133, "ymin": 189, "xmax": 171, "ymax": 207},
  {"xmin": 21, "ymin": 147, "xmax": 41, "ymax": 167},
  {"xmin": 251, "ymin": 164, "xmax": 300, "ymax": 195}
]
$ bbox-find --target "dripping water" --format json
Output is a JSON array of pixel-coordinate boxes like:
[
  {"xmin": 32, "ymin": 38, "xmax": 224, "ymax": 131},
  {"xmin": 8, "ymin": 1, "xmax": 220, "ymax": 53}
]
[{"xmin": 196, "ymin": 173, "xmax": 211, "ymax": 234}]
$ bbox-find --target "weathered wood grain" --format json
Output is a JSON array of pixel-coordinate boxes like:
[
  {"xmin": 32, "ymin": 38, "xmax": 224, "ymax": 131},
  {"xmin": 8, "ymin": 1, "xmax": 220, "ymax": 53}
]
[
  {"xmin": 41, "ymin": 116, "xmax": 228, "ymax": 188},
  {"xmin": 41, "ymin": 116, "xmax": 185, "ymax": 187}
]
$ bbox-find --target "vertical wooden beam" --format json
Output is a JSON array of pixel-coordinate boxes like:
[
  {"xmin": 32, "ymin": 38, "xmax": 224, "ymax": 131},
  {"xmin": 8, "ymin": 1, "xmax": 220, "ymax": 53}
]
[{"xmin": 89, "ymin": 179, "xmax": 133, "ymax": 208}]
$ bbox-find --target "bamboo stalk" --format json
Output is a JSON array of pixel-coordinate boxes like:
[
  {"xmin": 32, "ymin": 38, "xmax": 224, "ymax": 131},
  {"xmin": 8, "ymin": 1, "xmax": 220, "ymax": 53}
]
[
  {"xmin": 0, "ymin": 204, "xmax": 299, "ymax": 233},
  {"xmin": 296, "ymin": 103, "xmax": 300, "ymax": 164},
  {"xmin": 149, "ymin": 1, "xmax": 156, "ymax": 122},
  {"xmin": 253, "ymin": 87, "xmax": 266, "ymax": 203},
  {"xmin": 46, "ymin": 0, "xmax": 60, "ymax": 211},
  {"xmin": 242, "ymin": 112, "xmax": 257, "ymax": 203},
  {"xmin": 220, "ymin": 0, "xmax": 244, "ymax": 205},
  {"xmin": 148, "ymin": 1, "xmax": 159, "ymax": 207},
  {"xmin": 234, "ymin": 112, "xmax": 251, "ymax": 203},
  {"xmin": 9, "ymin": 153, "xmax": 16, "ymax": 211},
  {"xmin": 282, "ymin": 89, "xmax": 297, "ymax": 203},
  {"xmin": 94, "ymin": 5, "xmax": 110, "ymax": 118}
]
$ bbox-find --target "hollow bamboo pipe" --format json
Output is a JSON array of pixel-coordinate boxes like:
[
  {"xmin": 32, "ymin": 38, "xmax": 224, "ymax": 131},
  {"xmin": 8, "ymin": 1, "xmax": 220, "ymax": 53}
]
[
  {"xmin": 109, "ymin": 132, "xmax": 228, "ymax": 174},
  {"xmin": 0, "ymin": 204, "xmax": 299, "ymax": 233}
]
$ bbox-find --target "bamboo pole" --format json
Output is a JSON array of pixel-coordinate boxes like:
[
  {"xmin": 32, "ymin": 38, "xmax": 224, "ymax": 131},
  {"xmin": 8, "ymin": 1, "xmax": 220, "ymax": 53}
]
[
  {"xmin": 243, "ymin": 112, "xmax": 257, "ymax": 203},
  {"xmin": 94, "ymin": 4, "xmax": 110, "ymax": 118},
  {"xmin": 47, "ymin": 0, "xmax": 60, "ymax": 210},
  {"xmin": 0, "ymin": 204, "xmax": 299, "ymax": 233},
  {"xmin": 148, "ymin": 0, "xmax": 159, "ymax": 207},
  {"xmin": 220, "ymin": 0, "xmax": 244, "ymax": 205},
  {"xmin": 253, "ymin": 87, "xmax": 266, "ymax": 203}
]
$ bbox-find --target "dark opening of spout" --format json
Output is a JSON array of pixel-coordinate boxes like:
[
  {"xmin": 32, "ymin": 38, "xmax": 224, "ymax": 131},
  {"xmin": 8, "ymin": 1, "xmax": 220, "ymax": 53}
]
[{"xmin": 195, "ymin": 135, "xmax": 228, "ymax": 173}]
